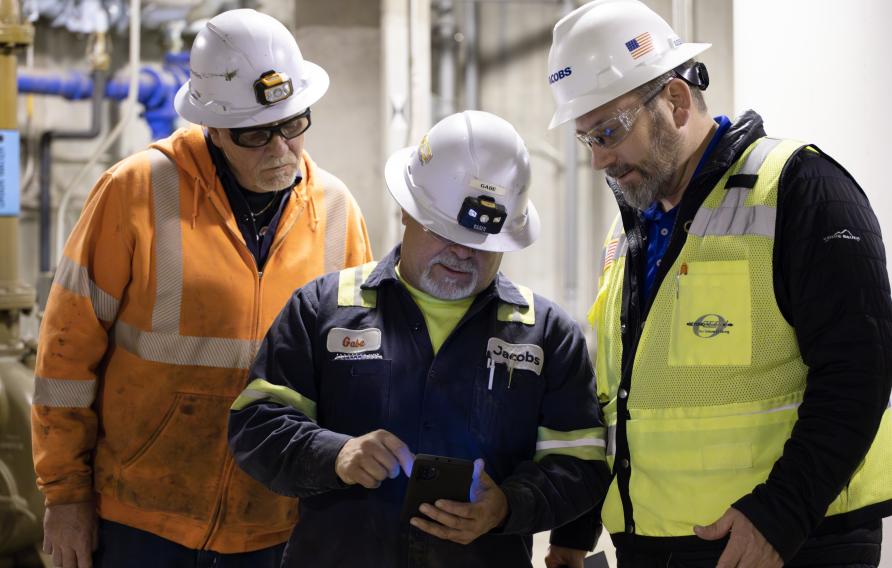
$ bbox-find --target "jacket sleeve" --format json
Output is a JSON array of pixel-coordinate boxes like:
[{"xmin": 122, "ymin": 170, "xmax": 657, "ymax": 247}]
[
  {"xmin": 733, "ymin": 150, "xmax": 892, "ymax": 561},
  {"xmin": 498, "ymin": 304, "xmax": 611, "ymax": 537},
  {"xmin": 32, "ymin": 167, "xmax": 135, "ymax": 505},
  {"xmin": 228, "ymin": 280, "xmax": 352, "ymax": 498}
]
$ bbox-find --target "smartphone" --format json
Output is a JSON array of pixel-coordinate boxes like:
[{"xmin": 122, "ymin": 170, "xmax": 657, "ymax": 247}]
[{"xmin": 400, "ymin": 454, "xmax": 474, "ymax": 523}]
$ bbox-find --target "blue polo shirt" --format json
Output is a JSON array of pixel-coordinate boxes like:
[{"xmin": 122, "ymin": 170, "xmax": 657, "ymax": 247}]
[{"xmin": 642, "ymin": 115, "xmax": 731, "ymax": 301}]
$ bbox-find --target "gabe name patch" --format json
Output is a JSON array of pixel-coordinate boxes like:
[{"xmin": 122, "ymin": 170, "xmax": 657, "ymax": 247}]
[{"xmin": 326, "ymin": 327, "xmax": 382, "ymax": 354}]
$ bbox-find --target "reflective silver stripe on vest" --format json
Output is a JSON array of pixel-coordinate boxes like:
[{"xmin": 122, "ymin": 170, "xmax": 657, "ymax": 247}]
[
  {"xmin": 607, "ymin": 424, "xmax": 616, "ymax": 457},
  {"xmin": 615, "ymin": 233, "xmax": 629, "ymax": 260},
  {"xmin": 320, "ymin": 173, "xmax": 349, "ymax": 274},
  {"xmin": 54, "ymin": 256, "xmax": 120, "ymax": 322},
  {"xmin": 114, "ymin": 321, "xmax": 261, "ymax": 369},
  {"xmin": 149, "ymin": 149, "xmax": 184, "ymax": 334},
  {"xmin": 33, "ymin": 376, "xmax": 97, "ymax": 408},
  {"xmin": 689, "ymin": 138, "xmax": 783, "ymax": 239},
  {"xmin": 112, "ymin": 150, "xmax": 259, "ymax": 370}
]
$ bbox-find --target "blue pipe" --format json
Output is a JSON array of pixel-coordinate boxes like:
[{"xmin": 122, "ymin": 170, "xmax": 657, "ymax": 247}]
[{"xmin": 18, "ymin": 52, "xmax": 190, "ymax": 139}]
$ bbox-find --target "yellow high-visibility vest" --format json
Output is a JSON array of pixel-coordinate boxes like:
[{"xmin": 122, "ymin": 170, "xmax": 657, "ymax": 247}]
[{"xmin": 591, "ymin": 137, "xmax": 892, "ymax": 537}]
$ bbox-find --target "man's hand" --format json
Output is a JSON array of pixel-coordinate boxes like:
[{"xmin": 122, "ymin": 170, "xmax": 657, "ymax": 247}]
[
  {"xmin": 43, "ymin": 501, "xmax": 98, "ymax": 568},
  {"xmin": 694, "ymin": 507, "xmax": 783, "ymax": 568},
  {"xmin": 544, "ymin": 544, "xmax": 587, "ymax": 568},
  {"xmin": 409, "ymin": 459, "xmax": 508, "ymax": 545},
  {"xmin": 334, "ymin": 429, "xmax": 413, "ymax": 489}
]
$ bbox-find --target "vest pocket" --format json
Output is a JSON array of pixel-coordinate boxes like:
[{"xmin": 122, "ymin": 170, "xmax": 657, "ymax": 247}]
[{"xmin": 669, "ymin": 260, "xmax": 752, "ymax": 366}]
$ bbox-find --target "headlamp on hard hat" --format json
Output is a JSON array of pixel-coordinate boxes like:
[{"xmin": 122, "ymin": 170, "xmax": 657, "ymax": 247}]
[
  {"xmin": 458, "ymin": 195, "xmax": 507, "ymax": 235},
  {"xmin": 254, "ymin": 70, "xmax": 294, "ymax": 105}
]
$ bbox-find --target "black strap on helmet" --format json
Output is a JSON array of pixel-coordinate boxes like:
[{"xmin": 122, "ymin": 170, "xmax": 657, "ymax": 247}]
[{"xmin": 674, "ymin": 61, "xmax": 709, "ymax": 91}]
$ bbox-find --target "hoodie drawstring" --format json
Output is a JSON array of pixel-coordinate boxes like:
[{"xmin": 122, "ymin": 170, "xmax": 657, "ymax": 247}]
[
  {"xmin": 307, "ymin": 191, "xmax": 319, "ymax": 232},
  {"xmin": 191, "ymin": 176, "xmax": 205, "ymax": 229}
]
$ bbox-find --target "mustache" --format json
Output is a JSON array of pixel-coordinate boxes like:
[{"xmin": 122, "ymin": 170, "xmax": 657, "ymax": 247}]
[
  {"xmin": 429, "ymin": 252, "xmax": 476, "ymax": 273},
  {"xmin": 264, "ymin": 158, "xmax": 298, "ymax": 169},
  {"xmin": 606, "ymin": 164, "xmax": 634, "ymax": 179}
]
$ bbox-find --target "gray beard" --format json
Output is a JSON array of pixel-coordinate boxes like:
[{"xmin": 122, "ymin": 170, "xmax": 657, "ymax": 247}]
[
  {"xmin": 607, "ymin": 109, "xmax": 681, "ymax": 211},
  {"xmin": 418, "ymin": 252, "xmax": 479, "ymax": 300}
]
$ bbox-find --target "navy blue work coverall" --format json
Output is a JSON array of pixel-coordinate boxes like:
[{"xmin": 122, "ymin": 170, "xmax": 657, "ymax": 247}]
[{"xmin": 228, "ymin": 246, "xmax": 610, "ymax": 567}]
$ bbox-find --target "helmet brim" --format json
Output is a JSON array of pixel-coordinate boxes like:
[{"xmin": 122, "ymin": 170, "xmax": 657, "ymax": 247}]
[
  {"xmin": 548, "ymin": 41, "xmax": 711, "ymax": 129},
  {"xmin": 385, "ymin": 146, "xmax": 540, "ymax": 253},
  {"xmin": 174, "ymin": 60, "xmax": 330, "ymax": 128}
]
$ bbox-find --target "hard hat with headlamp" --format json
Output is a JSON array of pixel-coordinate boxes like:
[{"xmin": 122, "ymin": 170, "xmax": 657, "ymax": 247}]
[
  {"xmin": 174, "ymin": 9, "xmax": 329, "ymax": 129},
  {"xmin": 385, "ymin": 111, "xmax": 540, "ymax": 253},
  {"xmin": 547, "ymin": 0, "xmax": 711, "ymax": 129}
]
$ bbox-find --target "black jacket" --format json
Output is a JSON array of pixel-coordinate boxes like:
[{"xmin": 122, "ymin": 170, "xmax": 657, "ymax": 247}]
[
  {"xmin": 229, "ymin": 247, "xmax": 612, "ymax": 567},
  {"xmin": 552, "ymin": 111, "xmax": 892, "ymax": 561}
]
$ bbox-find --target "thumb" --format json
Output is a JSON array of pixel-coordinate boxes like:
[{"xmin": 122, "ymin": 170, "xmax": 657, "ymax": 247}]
[{"xmin": 694, "ymin": 509, "xmax": 734, "ymax": 541}]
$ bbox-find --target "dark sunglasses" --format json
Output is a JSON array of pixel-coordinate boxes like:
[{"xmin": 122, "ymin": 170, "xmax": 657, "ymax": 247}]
[{"xmin": 229, "ymin": 109, "xmax": 312, "ymax": 148}]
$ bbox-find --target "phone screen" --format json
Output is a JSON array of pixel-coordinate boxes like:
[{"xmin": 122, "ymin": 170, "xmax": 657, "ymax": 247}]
[{"xmin": 400, "ymin": 454, "xmax": 474, "ymax": 523}]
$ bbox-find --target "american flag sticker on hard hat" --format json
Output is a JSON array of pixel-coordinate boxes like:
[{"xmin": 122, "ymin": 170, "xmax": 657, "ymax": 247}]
[{"xmin": 626, "ymin": 32, "xmax": 654, "ymax": 60}]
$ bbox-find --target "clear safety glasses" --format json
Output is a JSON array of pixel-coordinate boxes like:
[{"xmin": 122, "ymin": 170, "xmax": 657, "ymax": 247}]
[
  {"xmin": 229, "ymin": 109, "xmax": 312, "ymax": 148},
  {"xmin": 576, "ymin": 81, "xmax": 669, "ymax": 150}
]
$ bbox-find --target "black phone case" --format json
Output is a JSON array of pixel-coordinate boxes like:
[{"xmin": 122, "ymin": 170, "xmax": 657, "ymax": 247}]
[{"xmin": 400, "ymin": 454, "xmax": 474, "ymax": 523}]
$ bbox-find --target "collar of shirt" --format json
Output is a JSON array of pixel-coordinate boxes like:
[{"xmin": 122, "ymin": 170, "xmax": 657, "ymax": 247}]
[
  {"xmin": 363, "ymin": 245, "xmax": 531, "ymax": 309},
  {"xmin": 204, "ymin": 134, "xmax": 301, "ymax": 218},
  {"xmin": 205, "ymin": 133, "xmax": 299, "ymax": 268}
]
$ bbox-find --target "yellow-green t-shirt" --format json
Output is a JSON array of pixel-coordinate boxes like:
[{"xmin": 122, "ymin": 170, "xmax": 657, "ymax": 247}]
[{"xmin": 396, "ymin": 264, "xmax": 475, "ymax": 355}]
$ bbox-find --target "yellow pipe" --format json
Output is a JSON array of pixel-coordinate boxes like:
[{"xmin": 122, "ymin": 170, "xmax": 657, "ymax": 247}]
[{"xmin": 0, "ymin": 1, "xmax": 34, "ymax": 318}]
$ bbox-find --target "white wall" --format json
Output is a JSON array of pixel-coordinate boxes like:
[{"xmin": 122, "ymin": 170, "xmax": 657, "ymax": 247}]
[
  {"xmin": 734, "ymin": 0, "xmax": 892, "ymax": 563},
  {"xmin": 733, "ymin": 0, "xmax": 892, "ymax": 277}
]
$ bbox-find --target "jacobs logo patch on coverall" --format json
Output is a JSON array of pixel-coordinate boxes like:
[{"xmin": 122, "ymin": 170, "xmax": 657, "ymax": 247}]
[{"xmin": 486, "ymin": 338, "xmax": 545, "ymax": 375}]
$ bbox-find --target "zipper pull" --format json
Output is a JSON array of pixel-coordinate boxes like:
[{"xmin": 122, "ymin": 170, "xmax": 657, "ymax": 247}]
[
  {"xmin": 507, "ymin": 364, "xmax": 515, "ymax": 389},
  {"xmin": 487, "ymin": 357, "xmax": 495, "ymax": 391}
]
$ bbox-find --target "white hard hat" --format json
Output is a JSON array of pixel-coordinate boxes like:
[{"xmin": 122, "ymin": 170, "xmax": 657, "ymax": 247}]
[
  {"xmin": 385, "ymin": 111, "xmax": 540, "ymax": 253},
  {"xmin": 174, "ymin": 9, "xmax": 329, "ymax": 128},
  {"xmin": 547, "ymin": 0, "xmax": 710, "ymax": 129}
]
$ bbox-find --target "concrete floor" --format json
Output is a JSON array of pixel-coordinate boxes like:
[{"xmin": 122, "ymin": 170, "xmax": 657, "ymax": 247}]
[{"xmin": 19, "ymin": 517, "xmax": 892, "ymax": 566}]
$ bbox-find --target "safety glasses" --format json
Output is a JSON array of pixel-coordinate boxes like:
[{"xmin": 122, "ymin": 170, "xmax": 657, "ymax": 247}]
[
  {"xmin": 229, "ymin": 109, "xmax": 312, "ymax": 148},
  {"xmin": 576, "ymin": 81, "xmax": 668, "ymax": 150},
  {"xmin": 422, "ymin": 226, "xmax": 457, "ymax": 245}
]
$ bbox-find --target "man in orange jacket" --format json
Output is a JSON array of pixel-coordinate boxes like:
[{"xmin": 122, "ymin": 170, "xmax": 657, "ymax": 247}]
[{"xmin": 32, "ymin": 9, "xmax": 372, "ymax": 568}]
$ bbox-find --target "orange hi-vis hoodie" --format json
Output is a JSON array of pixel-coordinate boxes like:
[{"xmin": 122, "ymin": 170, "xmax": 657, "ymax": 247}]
[{"xmin": 32, "ymin": 126, "xmax": 373, "ymax": 552}]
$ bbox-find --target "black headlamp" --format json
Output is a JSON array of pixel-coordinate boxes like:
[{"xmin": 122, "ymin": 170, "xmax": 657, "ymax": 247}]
[
  {"xmin": 254, "ymin": 70, "xmax": 294, "ymax": 106},
  {"xmin": 457, "ymin": 195, "xmax": 507, "ymax": 235}
]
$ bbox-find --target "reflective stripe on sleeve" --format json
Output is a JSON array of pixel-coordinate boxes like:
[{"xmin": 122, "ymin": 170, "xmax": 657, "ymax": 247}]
[
  {"xmin": 54, "ymin": 256, "xmax": 120, "ymax": 322},
  {"xmin": 231, "ymin": 378, "xmax": 318, "ymax": 421},
  {"xmin": 33, "ymin": 376, "xmax": 97, "ymax": 408},
  {"xmin": 534, "ymin": 426, "xmax": 606, "ymax": 461}
]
